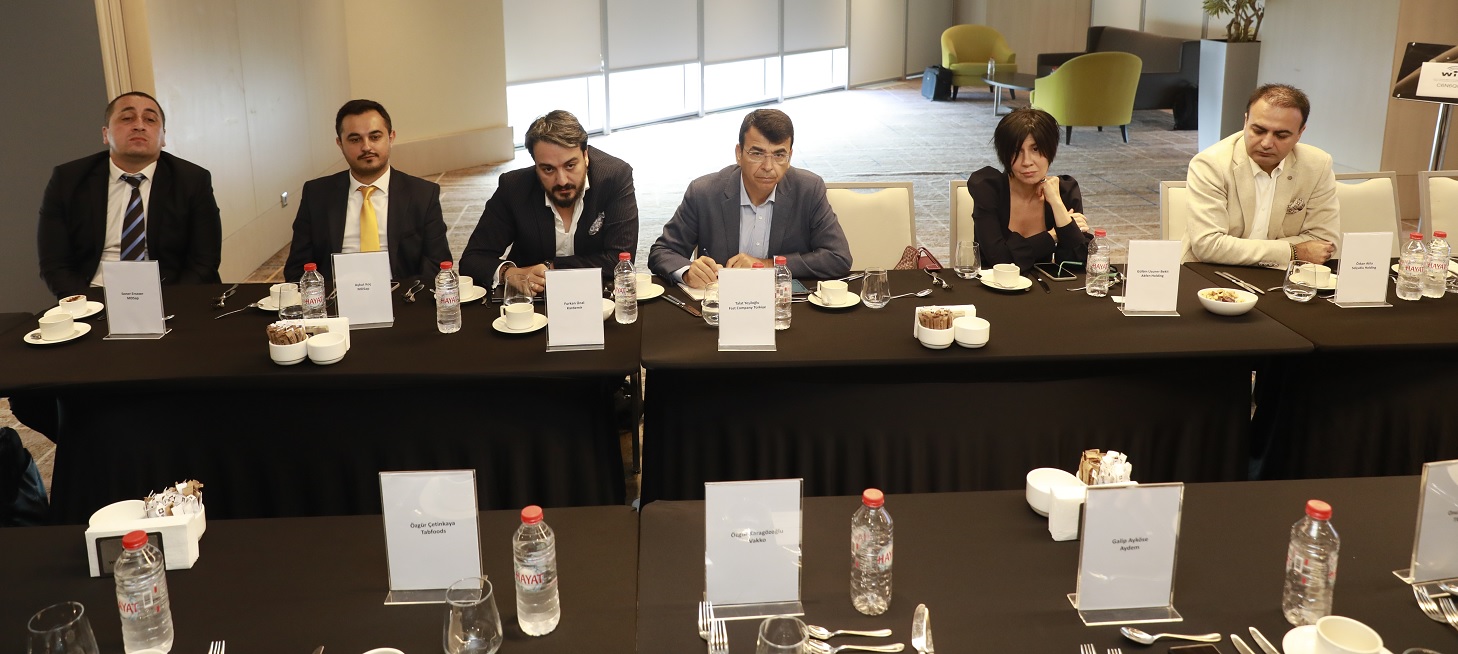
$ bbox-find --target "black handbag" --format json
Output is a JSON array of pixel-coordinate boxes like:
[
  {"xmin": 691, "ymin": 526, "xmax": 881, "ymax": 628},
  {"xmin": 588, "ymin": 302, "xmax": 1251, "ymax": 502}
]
[{"xmin": 921, "ymin": 66, "xmax": 951, "ymax": 101}]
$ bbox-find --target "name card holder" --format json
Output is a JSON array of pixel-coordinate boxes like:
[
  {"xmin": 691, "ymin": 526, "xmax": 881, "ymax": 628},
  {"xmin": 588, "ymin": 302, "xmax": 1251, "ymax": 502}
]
[
  {"xmin": 1119, "ymin": 240, "xmax": 1182, "ymax": 317},
  {"xmin": 1333, "ymin": 232, "xmax": 1394, "ymax": 308},
  {"xmin": 332, "ymin": 251, "xmax": 395, "ymax": 329},
  {"xmin": 1394, "ymin": 459, "xmax": 1458, "ymax": 594},
  {"xmin": 1069, "ymin": 482, "xmax": 1185, "ymax": 626},
  {"xmin": 704, "ymin": 479, "xmax": 804, "ymax": 620},
  {"xmin": 380, "ymin": 470, "xmax": 482, "ymax": 605},
  {"xmin": 100, "ymin": 261, "xmax": 170, "ymax": 340},
  {"xmin": 717, "ymin": 268, "xmax": 777, "ymax": 352},
  {"xmin": 544, "ymin": 268, "xmax": 606, "ymax": 352}
]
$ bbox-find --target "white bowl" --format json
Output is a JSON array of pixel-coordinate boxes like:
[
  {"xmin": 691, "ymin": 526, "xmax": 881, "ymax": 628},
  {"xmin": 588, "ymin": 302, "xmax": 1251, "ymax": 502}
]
[
  {"xmin": 916, "ymin": 325, "xmax": 955, "ymax": 349},
  {"xmin": 602, "ymin": 297, "xmax": 615, "ymax": 320},
  {"xmin": 362, "ymin": 649, "xmax": 405, "ymax": 654},
  {"xmin": 1197, "ymin": 287, "xmax": 1258, "ymax": 316},
  {"xmin": 268, "ymin": 340, "xmax": 308, "ymax": 365},
  {"xmin": 307, "ymin": 332, "xmax": 348, "ymax": 364},
  {"xmin": 1026, "ymin": 468, "xmax": 1083, "ymax": 516}
]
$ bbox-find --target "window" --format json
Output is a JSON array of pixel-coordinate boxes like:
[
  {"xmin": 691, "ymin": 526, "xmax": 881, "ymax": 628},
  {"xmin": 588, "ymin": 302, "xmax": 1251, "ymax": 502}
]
[
  {"xmin": 608, "ymin": 63, "xmax": 702, "ymax": 130},
  {"xmin": 704, "ymin": 57, "xmax": 782, "ymax": 113},
  {"xmin": 506, "ymin": 76, "xmax": 606, "ymax": 147},
  {"xmin": 783, "ymin": 48, "xmax": 848, "ymax": 98}
]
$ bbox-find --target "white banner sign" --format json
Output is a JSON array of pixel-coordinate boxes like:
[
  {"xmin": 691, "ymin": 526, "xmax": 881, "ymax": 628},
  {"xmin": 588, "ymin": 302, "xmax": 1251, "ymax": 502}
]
[
  {"xmin": 1416, "ymin": 61, "xmax": 1458, "ymax": 100},
  {"xmin": 717, "ymin": 268, "xmax": 776, "ymax": 351},
  {"xmin": 100, "ymin": 261, "xmax": 167, "ymax": 338},
  {"xmin": 544, "ymin": 268, "xmax": 606, "ymax": 351},
  {"xmin": 1076, "ymin": 483, "xmax": 1185, "ymax": 611},
  {"xmin": 380, "ymin": 470, "xmax": 482, "ymax": 593},
  {"xmin": 1123, "ymin": 240, "xmax": 1182, "ymax": 314},
  {"xmin": 1335, "ymin": 232, "xmax": 1394, "ymax": 305},
  {"xmin": 705, "ymin": 479, "xmax": 803, "ymax": 606},
  {"xmin": 333, "ymin": 251, "xmax": 395, "ymax": 329}
]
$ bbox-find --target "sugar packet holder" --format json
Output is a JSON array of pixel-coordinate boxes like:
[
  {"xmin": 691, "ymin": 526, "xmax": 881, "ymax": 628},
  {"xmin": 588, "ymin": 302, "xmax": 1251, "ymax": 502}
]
[
  {"xmin": 86, "ymin": 480, "xmax": 207, "ymax": 576},
  {"xmin": 911, "ymin": 304, "xmax": 976, "ymax": 337}
]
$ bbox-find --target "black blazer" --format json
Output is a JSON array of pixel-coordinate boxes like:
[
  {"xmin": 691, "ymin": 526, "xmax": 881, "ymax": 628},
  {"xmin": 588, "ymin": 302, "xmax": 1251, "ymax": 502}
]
[
  {"xmin": 284, "ymin": 168, "xmax": 451, "ymax": 282},
  {"xmin": 459, "ymin": 146, "xmax": 638, "ymax": 281},
  {"xmin": 968, "ymin": 166, "xmax": 1089, "ymax": 275},
  {"xmin": 37, "ymin": 151, "xmax": 222, "ymax": 299}
]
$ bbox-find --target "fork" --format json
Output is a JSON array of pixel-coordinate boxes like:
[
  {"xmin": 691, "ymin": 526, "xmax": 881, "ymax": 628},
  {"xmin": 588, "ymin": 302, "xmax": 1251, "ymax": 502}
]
[
  {"xmin": 1079, "ymin": 644, "xmax": 1096, "ymax": 654},
  {"xmin": 208, "ymin": 641, "xmax": 226, "ymax": 654},
  {"xmin": 1438, "ymin": 595, "xmax": 1458, "ymax": 632},
  {"xmin": 1415, "ymin": 585, "xmax": 1447, "ymax": 622},
  {"xmin": 709, "ymin": 618, "xmax": 728, "ymax": 654},
  {"xmin": 213, "ymin": 283, "xmax": 239, "ymax": 308},
  {"xmin": 1107, "ymin": 649, "xmax": 1122, "ymax": 654},
  {"xmin": 213, "ymin": 301, "xmax": 261, "ymax": 319},
  {"xmin": 697, "ymin": 601, "xmax": 713, "ymax": 640},
  {"xmin": 923, "ymin": 268, "xmax": 951, "ymax": 289}
]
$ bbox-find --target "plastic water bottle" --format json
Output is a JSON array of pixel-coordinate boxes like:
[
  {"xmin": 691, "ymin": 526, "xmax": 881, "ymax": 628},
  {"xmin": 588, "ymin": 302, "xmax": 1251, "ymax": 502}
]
[
  {"xmin": 1422, "ymin": 230, "xmax": 1450, "ymax": 298},
  {"xmin": 300, "ymin": 262, "xmax": 327, "ymax": 319},
  {"xmin": 514, "ymin": 505, "xmax": 561, "ymax": 636},
  {"xmin": 1397, "ymin": 232, "xmax": 1426, "ymax": 301},
  {"xmin": 614, "ymin": 252, "xmax": 637, "ymax": 324},
  {"xmin": 850, "ymin": 488, "xmax": 893, "ymax": 616},
  {"xmin": 114, "ymin": 530, "xmax": 174, "ymax": 653},
  {"xmin": 1086, "ymin": 229, "xmax": 1110, "ymax": 297},
  {"xmin": 435, "ymin": 261, "xmax": 461, "ymax": 333},
  {"xmin": 1282, "ymin": 499, "xmax": 1339, "ymax": 626},
  {"xmin": 774, "ymin": 255, "xmax": 792, "ymax": 330}
]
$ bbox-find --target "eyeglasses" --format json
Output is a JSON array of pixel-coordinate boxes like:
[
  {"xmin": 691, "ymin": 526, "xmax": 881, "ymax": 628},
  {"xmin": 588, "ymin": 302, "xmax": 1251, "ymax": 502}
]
[{"xmin": 743, "ymin": 148, "xmax": 790, "ymax": 165}]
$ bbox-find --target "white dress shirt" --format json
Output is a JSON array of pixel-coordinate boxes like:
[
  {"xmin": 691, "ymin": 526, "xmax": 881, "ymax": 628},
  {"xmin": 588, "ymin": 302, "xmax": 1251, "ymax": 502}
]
[
  {"xmin": 494, "ymin": 176, "xmax": 592, "ymax": 286},
  {"xmin": 341, "ymin": 167, "xmax": 391, "ymax": 254},
  {"xmin": 1249, "ymin": 158, "xmax": 1285, "ymax": 241},
  {"xmin": 92, "ymin": 159, "xmax": 159, "ymax": 287}
]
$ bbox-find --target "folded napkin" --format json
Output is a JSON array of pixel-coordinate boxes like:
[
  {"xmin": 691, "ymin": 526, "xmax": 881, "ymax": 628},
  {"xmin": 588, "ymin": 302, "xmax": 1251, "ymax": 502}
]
[{"xmin": 677, "ymin": 283, "xmax": 705, "ymax": 301}]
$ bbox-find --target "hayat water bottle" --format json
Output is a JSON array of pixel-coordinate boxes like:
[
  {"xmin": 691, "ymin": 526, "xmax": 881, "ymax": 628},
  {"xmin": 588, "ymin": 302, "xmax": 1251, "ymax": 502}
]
[
  {"xmin": 514, "ymin": 505, "xmax": 561, "ymax": 636},
  {"xmin": 114, "ymin": 530, "xmax": 174, "ymax": 652},
  {"xmin": 850, "ymin": 488, "xmax": 893, "ymax": 616}
]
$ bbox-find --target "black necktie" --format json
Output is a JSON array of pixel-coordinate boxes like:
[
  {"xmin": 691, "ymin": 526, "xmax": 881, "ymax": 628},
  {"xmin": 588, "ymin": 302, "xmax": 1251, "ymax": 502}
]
[{"xmin": 120, "ymin": 174, "xmax": 147, "ymax": 261}]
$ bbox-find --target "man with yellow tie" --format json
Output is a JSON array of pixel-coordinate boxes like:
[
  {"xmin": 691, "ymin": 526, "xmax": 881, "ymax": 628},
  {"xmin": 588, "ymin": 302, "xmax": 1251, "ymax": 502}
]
[{"xmin": 285, "ymin": 99, "xmax": 451, "ymax": 282}]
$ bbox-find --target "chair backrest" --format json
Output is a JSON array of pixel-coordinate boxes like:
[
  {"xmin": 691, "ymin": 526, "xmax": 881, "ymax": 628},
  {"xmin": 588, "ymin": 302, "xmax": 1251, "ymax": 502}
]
[
  {"xmin": 1419, "ymin": 170, "xmax": 1458, "ymax": 238},
  {"xmin": 940, "ymin": 25, "xmax": 1012, "ymax": 67},
  {"xmin": 1031, "ymin": 51, "xmax": 1142, "ymax": 127},
  {"xmin": 950, "ymin": 180, "xmax": 973, "ymax": 250},
  {"xmin": 825, "ymin": 182, "xmax": 916, "ymax": 270},
  {"xmin": 1160, "ymin": 181, "xmax": 1189, "ymax": 241},
  {"xmin": 1333, "ymin": 171, "xmax": 1401, "ymax": 258}
]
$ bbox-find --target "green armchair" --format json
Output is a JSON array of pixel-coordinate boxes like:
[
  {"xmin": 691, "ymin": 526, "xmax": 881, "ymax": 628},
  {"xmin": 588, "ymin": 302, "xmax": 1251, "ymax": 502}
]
[
  {"xmin": 1030, "ymin": 51, "xmax": 1142, "ymax": 144},
  {"xmin": 940, "ymin": 25, "xmax": 1016, "ymax": 100}
]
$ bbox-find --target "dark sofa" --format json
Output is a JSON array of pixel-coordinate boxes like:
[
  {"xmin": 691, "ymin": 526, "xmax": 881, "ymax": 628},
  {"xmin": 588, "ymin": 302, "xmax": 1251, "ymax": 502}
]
[{"xmin": 1037, "ymin": 26, "xmax": 1199, "ymax": 127}]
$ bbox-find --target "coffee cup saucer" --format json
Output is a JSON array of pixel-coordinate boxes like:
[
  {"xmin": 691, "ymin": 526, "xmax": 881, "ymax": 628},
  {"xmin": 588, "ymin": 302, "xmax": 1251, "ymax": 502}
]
[
  {"xmin": 459, "ymin": 285, "xmax": 487, "ymax": 303},
  {"xmin": 45, "ymin": 301, "xmax": 105, "ymax": 320},
  {"xmin": 24, "ymin": 322, "xmax": 92, "ymax": 345},
  {"xmin": 1281, "ymin": 625, "xmax": 1390, "ymax": 654},
  {"xmin": 637, "ymin": 283, "xmax": 665, "ymax": 300},
  {"xmin": 808, "ymin": 292, "xmax": 861, "ymax": 309},
  {"xmin": 980, "ymin": 275, "xmax": 1032, "ymax": 292},
  {"xmin": 492, "ymin": 313, "xmax": 548, "ymax": 334},
  {"xmin": 256, "ymin": 297, "xmax": 280, "ymax": 312}
]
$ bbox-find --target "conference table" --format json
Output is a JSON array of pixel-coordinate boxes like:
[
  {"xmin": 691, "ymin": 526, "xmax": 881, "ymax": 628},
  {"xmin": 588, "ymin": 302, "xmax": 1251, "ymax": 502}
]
[
  {"xmin": 638, "ymin": 475, "xmax": 1453, "ymax": 653},
  {"xmin": 1186, "ymin": 262, "xmax": 1458, "ymax": 480},
  {"xmin": 5, "ymin": 504, "xmax": 638, "ymax": 653},
  {"xmin": 0, "ymin": 283, "xmax": 640, "ymax": 523},
  {"xmin": 639, "ymin": 269, "xmax": 1314, "ymax": 504}
]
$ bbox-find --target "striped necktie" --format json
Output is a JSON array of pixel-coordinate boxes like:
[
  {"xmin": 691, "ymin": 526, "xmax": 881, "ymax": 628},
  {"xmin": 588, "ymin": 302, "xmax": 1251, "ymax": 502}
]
[
  {"xmin": 359, "ymin": 185, "xmax": 380, "ymax": 252},
  {"xmin": 120, "ymin": 174, "xmax": 147, "ymax": 261}
]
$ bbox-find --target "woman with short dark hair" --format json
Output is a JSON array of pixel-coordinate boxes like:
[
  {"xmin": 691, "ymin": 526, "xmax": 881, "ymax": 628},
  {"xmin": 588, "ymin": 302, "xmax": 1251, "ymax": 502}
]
[{"xmin": 967, "ymin": 107, "xmax": 1092, "ymax": 275}]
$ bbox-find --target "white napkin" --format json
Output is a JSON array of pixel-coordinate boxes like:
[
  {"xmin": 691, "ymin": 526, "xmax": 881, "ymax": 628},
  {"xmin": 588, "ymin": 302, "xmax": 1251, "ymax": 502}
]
[
  {"xmin": 677, "ymin": 283, "xmax": 705, "ymax": 301},
  {"xmin": 1049, "ymin": 484, "xmax": 1087, "ymax": 541}
]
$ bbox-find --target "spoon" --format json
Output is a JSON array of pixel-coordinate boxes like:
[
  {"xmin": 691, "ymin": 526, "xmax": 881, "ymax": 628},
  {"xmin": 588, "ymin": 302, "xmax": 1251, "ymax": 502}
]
[
  {"xmin": 805, "ymin": 639, "xmax": 904, "ymax": 653},
  {"xmin": 805, "ymin": 625, "xmax": 892, "ymax": 640},
  {"xmin": 887, "ymin": 289, "xmax": 934, "ymax": 301},
  {"xmin": 214, "ymin": 302, "xmax": 261, "ymax": 319},
  {"xmin": 1120, "ymin": 627, "xmax": 1222, "ymax": 644},
  {"xmin": 214, "ymin": 283, "xmax": 239, "ymax": 308}
]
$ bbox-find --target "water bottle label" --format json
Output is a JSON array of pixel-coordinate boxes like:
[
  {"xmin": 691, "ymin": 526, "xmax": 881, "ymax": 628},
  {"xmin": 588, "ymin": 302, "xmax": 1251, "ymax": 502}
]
[
  {"xmin": 515, "ymin": 564, "xmax": 549, "ymax": 591},
  {"xmin": 852, "ymin": 528, "xmax": 893, "ymax": 571},
  {"xmin": 438, "ymin": 293, "xmax": 459, "ymax": 309},
  {"xmin": 117, "ymin": 588, "xmax": 164, "ymax": 619},
  {"xmin": 304, "ymin": 296, "xmax": 326, "ymax": 312},
  {"xmin": 1088, "ymin": 260, "xmax": 1109, "ymax": 275}
]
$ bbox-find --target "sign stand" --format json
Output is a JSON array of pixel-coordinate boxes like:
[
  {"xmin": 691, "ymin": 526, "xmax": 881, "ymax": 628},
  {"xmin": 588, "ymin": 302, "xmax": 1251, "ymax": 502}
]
[{"xmin": 1393, "ymin": 459, "xmax": 1458, "ymax": 596}]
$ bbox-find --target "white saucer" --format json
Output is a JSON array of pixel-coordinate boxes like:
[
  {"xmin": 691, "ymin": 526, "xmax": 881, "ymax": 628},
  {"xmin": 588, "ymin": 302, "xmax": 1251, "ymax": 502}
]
[
  {"xmin": 460, "ymin": 285, "xmax": 487, "ymax": 303},
  {"xmin": 1393, "ymin": 260, "xmax": 1458, "ymax": 276},
  {"xmin": 807, "ymin": 292, "xmax": 862, "ymax": 309},
  {"xmin": 1281, "ymin": 625, "xmax": 1391, "ymax": 654},
  {"xmin": 956, "ymin": 339, "xmax": 988, "ymax": 349},
  {"xmin": 24, "ymin": 322, "xmax": 92, "ymax": 345},
  {"xmin": 637, "ymin": 283, "xmax": 665, "ymax": 300},
  {"xmin": 255, "ymin": 297, "xmax": 280, "ymax": 312},
  {"xmin": 981, "ymin": 275, "xmax": 1033, "ymax": 292},
  {"xmin": 1291, "ymin": 273, "xmax": 1339, "ymax": 291},
  {"xmin": 44, "ymin": 301, "xmax": 104, "ymax": 320},
  {"xmin": 492, "ymin": 313, "xmax": 548, "ymax": 334}
]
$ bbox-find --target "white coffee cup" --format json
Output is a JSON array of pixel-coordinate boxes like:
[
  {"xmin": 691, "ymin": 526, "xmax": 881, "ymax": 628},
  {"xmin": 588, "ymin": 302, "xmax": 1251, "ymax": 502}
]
[
  {"xmin": 1308, "ymin": 264, "xmax": 1332, "ymax": 287},
  {"xmin": 306, "ymin": 332, "xmax": 348, "ymax": 364},
  {"xmin": 992, "ymin": 263, "xmax": 1019, "ymax": 287},
  {"xmin": 270, "ymin": 282, "xmax": 299, "ymax": 307},
  {"xmin": 636, "ymin": 272, "xmax": 653, "ymax": 289},
  {"xmin": 38, "ymin": 314, "xmax": 74, "ymax": 341},
  {"xmin": 953, "ymin": 316, "xmax": 990, "ymax": 348},
  {"xmin": 59, "ymin": 294, "xmax": 88, "ymax": 317},
  {"xmin": 1314, "ymin": 616, "xmax": 1383, "ymax": 654},
  {"xmin": 817, "ymin": 280, "xmax": 849, "ymax": 305},
  {"xmin": 458, "ymin": 275, "xmax": 475, "ymax": 294},
  {"xmin": 500, "ymin": 303, "xmax": 535, "ymax": 330}
]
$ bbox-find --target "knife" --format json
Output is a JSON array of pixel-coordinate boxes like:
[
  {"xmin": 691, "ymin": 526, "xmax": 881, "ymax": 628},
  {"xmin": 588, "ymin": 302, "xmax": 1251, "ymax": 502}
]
[
  {"xmin": 1231, "ymin": 634, "xmax": 1258, "ymax": 654},
  {"xmin": 1248, "ymin": 627, "xmax": 1281, "ymax": 654},
  {"xmin": 1034, "ymin": 271, "xmax": 1051, "ymax": 293},
  {"xmin": 911, "ymin": 603, "xmax": 933, "ymax": 653},
  {"xmin": 663, "ymin": 294, "xmax": 701, "ymax": 318},
  {"xmin": 1216, "ymin": 270, "xmax": 1266, "ymax": 295}
]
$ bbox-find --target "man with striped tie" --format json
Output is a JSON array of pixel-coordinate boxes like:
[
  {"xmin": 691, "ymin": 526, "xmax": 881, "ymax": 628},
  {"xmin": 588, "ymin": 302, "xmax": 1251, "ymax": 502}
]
[{"xmin": 36, "ymin": 91, "xmax": 222, "ymax": 299}]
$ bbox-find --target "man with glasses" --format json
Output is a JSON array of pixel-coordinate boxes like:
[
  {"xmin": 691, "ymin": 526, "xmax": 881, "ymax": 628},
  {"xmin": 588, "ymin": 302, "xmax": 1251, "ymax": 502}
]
[{"xmin": 649, "ymin": 109, "xmax": 851, "ymax": 288}]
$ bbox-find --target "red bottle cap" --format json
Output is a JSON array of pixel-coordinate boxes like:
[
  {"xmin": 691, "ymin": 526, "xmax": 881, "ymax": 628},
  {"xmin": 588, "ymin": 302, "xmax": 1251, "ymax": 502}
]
[
  {"xmin": 1436, "ymin": 231, "xmax": 1448, "ymax": 239},
  {"xmin": 521, "ymin": 505, "xmax": 544, "ymax": 524},
  {"xmin": 774, "ymin": 256, "xmax": 787, "ymax": 265},
  {"xmin": 304, "ymin": 263, "xmax": 317, "ymax": 272},
  {"xmin": 440, "ymin": 261, "xmax": 453, "ymax": 270},
  {"xmin": 121, "ymin": 530, "xmax": 150, "ymax": 550},
  {"xmin": 1305, "ymin": 499, "xmax": 1332, "ymax": 520},
  {"xmin": 1411, "ymin": 232, "xmax": 1424, "ymax": 240},
  {"xmin": 619, "ymin": 252, "xmax": 631, "ymax": 261},
  {"xmin": 1094, "ymin": 229, "xmax": 1107, "ymax": 237},
  {"xmin": 862, "ymin": 488, "xmax": 884, "ymax": 508},
  {"xmin": 752, "ymin": 262, "xmax": 765, "ymax": 268}
]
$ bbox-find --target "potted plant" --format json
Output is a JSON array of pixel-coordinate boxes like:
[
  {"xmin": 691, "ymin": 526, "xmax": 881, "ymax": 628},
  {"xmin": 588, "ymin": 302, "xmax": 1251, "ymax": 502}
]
[{"xmin": 1197, "ymin": 0, "xmax": 1268, "ymax": 149}]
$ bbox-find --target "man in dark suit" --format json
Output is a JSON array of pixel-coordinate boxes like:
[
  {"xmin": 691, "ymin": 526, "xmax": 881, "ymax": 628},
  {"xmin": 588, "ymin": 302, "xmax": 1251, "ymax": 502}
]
[
  {"xmin": 649, "ymin": 109, "xmax": 850, "ymax": 288},
  {"xmin": 37, "ymin": 91, "xmax": 222, "ymax": 299},
  {"xmin": 284, "ymin": 99, "xmax": 450, "ymax": 282},
  {"xmin": 459, "ymin": 110, "xmax": 638, "ymax": 292}
]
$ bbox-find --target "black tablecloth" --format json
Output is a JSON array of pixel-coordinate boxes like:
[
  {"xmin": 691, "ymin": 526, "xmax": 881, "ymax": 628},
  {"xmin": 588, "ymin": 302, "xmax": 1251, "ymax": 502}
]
[
  {"xmin": 3, "ymin": 504, "xmax": 638, "ymax": 653},
  {"xmin": 638, "ymin": 476, "xmax": 1452, "ymax": 653},
  {"xmin": 0, "ymin": 284, "xmax": 639, "ymax": 522},
  {"xmin": 1188, "ymin": 263, "xmax": 1458, "ymax": 480},
  {"xmin": 640, "ymin": 270, "xmax": 1313, "ymax": 503}
]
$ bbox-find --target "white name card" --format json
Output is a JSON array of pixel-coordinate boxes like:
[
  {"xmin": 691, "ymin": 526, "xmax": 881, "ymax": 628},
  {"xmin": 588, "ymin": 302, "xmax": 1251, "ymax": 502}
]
[
  {"xmin": 1411, "ymin": 459, "xmax": 1458, "ymax": 583},
  {"xmin": 100, "ymin": 261, "xmax": 168, "ymax": 339},
  {"xmin": 717, "ymin": 268, "xmax": 776, "ymax": 351},
  {"xmin": 380, "ymin": 470, "xmax": 482, "ymax": 601},
  {"xmin": 1075, "ymin": 483, "xmax": 1184, "ymax": 611},
  {"xmin": 705, "ymin": 479, "xmax": 803, "ymax": 607},
  {"xmin": 545, "ymin": 268, "xmax": 605, "ymax": 351},
  {"xmin": 1417, "ymin": 61, "xmax": 1458, "ymax": 100},
  {"xmin": 333, "ymin": 252, "xmax": 394, "ymax": 329},
  {"xmin": 1335, "ymin": 232, "xmax": 1394, "ymax": 306},
  {"xmin": 1123, "ymin": 240, "xmax": 1182, "ymax": 314}
]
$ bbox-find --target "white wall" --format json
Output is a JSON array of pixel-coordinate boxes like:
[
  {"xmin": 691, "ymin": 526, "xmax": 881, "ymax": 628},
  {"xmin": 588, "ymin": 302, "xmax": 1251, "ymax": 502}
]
[
  {"xmin": 850, "ymin": 0, "xmax": 908, "ymax": 85},
  {"xmin": 907, "ymin": 0, "xmax": 955, "ymax": 75},
  {"xmin": 1091, "ymin": 0, "xmax": 1140, "ymax": 30},
  {"xmin": 1143, "ymin": 2, "xmax": 1204, "ymax": 40}
]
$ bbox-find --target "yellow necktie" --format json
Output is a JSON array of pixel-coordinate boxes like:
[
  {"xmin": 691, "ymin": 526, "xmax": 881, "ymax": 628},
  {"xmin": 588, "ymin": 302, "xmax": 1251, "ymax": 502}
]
[{"xmin": 359, "ymin": 185, "xmax": 380, "ymax": 252}]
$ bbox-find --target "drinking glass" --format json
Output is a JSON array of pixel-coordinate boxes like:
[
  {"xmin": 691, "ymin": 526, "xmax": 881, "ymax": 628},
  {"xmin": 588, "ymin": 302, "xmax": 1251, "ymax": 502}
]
[
  {"xmin": 702, "ymin": 282, "xmax": 720, "ymax": 326},
  {"xmin": 277, "ymin": 282, "xmax": 303, "ymax": 321},
  {"xmin": 755, "ymin": 615, "xmax": 808, "ymax": 654},
  {"xmin": 861, "ymin": 267, "xmax": 891, "ymax": 308},
  {"xmin": 27, "ymin": 601, "xmax": 98, "ymax": 654},
  {"xmin": 953, "ymin": 240, "xmax": 980, "ymax": 279},
  {"xmin": 443, "ymin": 576, "xmax": 503, "ymax": 654},
  {"xmin": 1283, "ymin": 260, "xmax": 1318, "ymax": 302},
  {"xmin": 504, "ymin": 275, "xmax": 533, "ymax": 306}
]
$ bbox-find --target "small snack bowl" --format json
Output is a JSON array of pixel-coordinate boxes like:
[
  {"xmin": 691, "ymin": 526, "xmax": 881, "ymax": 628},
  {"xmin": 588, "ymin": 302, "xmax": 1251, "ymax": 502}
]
[
  {"xmin": 917, "ymin": 325, "xmax": 954, "ymax": 349},
  {"xmin": 268, "ymin": 340, "xmax": 308, "ymax": 366},
  {"xmin": 1026, "ymin": 467, "xmax": 1084, "ymax": 516},
  {"xmin": 1198, "ymin": 287, "xmax": 1258, "ymax": 316},
  {"xmin": 953, "ymin": 316, "xmax": 990, "ymax": 348},
  {"xmin": 306, "ymin": 332, "xmax": 348, "ymax": 365}
]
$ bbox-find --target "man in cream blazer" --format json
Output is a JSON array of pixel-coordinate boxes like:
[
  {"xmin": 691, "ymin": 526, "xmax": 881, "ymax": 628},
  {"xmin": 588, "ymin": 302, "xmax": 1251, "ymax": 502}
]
[{"xmin": 1183, "ymin": 84, "xmax": 1339, "ymax": 267}]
